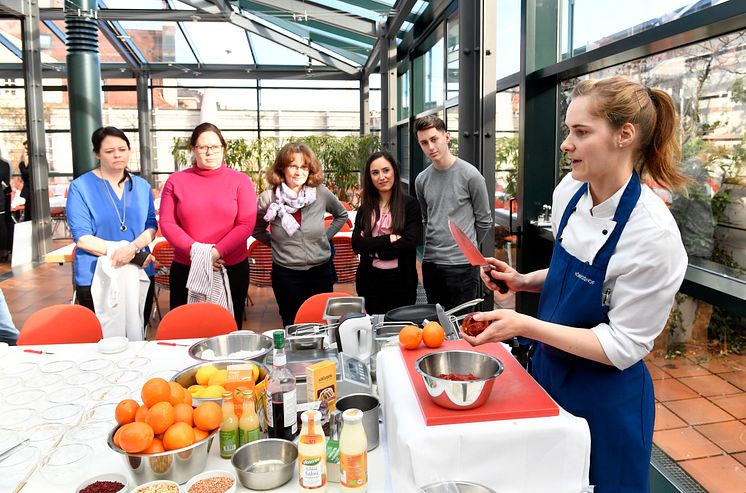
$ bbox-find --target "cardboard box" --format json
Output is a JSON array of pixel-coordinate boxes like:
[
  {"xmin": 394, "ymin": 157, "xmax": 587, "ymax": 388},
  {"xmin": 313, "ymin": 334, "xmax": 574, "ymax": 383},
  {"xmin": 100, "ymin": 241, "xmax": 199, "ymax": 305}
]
[{"xmin": 306, "ymin": 360, "xmax": 337, "ymax": 413}]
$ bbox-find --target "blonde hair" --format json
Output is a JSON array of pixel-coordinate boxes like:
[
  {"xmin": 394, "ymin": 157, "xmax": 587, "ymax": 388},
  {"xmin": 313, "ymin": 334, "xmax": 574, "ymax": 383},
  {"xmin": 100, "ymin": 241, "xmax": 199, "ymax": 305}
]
[
  {"xmin": 571, "ymin": 76, "xmax": 687, "ymax": 191},
  {"xmin": 267, "ymin": 142, "xmax": 324, "ymax": 187}
]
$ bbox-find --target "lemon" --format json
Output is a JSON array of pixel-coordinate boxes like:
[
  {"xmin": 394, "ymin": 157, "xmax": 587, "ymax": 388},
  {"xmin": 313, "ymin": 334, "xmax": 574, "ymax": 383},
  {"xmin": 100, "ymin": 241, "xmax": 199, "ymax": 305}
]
[
  {"xmin": 188, "ymin": 384, "xmax": 205, "ymax": 396},
  {"xmin": 195, "ymin": 365, "xmax": 219, "ymax": 386},
  {"xmin": 207, "ymin": 369, "xmax": 228, "ymax": 387},
  {"xmin": 247, "ymin": 363, "xmax": 260, "ymax": 383},
  {"xmin": 201, "ymin": 384, "xmax": 226, "ymax": 398}
]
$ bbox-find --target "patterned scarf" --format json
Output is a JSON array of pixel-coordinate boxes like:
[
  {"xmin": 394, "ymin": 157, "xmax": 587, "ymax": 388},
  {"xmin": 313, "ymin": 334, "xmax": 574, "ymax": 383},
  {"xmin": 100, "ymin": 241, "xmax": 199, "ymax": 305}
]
[{"xmin": 263, "ymin": 183, "xmax": 317, "ymax": 236}]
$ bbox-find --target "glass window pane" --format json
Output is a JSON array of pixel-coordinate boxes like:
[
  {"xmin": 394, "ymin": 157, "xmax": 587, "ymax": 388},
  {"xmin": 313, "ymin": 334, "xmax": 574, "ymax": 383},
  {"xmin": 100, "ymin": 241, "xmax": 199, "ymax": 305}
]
[
  {"xmin": 446, "ymin": 13, "xmax": 458, "ymax": 101},
  {"xmin": 182, "ymin": 22, "xmax": 253, "ymax": 64},
  {"xmin": 249, "ymin": 33, "xmax": 309, "ymax": 66},
  {"xmin": 118, "ymin": 21, "xmax": 197, "ymax": 64},
  {"xmin": 496, "ymin": 0, "xmax": 520, "ymax": 79},
  {"xmin": 398, "ymin": 70, "xmax": 410, "ymax": 120},
  {"xmin": 424, "ymin": 37, "xmax": 444, "ymax": 111}
]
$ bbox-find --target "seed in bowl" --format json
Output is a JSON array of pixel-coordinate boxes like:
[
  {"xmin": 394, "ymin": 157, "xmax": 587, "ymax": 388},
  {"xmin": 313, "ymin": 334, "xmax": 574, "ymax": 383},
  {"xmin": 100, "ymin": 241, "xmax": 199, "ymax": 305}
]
[
  {"xmin": 188, "ymin": 476, "xmax": 235, "ymax": 493},
  {"xmin": 137, "ymin": 484, "xmax": 179, "ymax": 493},
  {"xmin": 80, "ymin": 481, "xmax": 126, "ymax": 493}
]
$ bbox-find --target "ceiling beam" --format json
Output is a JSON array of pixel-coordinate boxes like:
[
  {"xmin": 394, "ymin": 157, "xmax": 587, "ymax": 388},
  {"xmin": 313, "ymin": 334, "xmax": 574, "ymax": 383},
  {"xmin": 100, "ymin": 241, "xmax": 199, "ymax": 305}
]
[
  {"xmin": 363, "ymin": 0, "xmax": 417, "ymax": 78},
  {"xmin": 40, "ymin": 8, "xmax": 229, "ymax": 22},
  {"xmin": 247, "ymin": 0, "xmax": 377, "ymax": 37},
  {"xmin": 0, "ymin": 0, "xmax": 24, "ymax": 17},
  {"xmin": 98, "ymin": 20, "xmax": 144, "ymax": 75}
]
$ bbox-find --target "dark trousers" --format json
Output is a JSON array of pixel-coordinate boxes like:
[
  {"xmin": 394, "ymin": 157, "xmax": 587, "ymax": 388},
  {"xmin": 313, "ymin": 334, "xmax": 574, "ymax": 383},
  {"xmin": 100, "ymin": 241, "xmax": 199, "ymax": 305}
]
[
  {"xmin": 169, "ymin": 259, "xmax": 250, "ymax": 330},
  {"xmin": 421, "ymin": 261, "xmax": 480, "ymax": 310},
  {"xmin": 272, "ymin": 260, "xmax": 335, "ymax": 327},
  {"xmin": 77, "ymin": 277, "xmax": 155, "ymax": 331},
  {"xmin": 356, "ymin": 264, "xmax": 417, "ymax": 315}
]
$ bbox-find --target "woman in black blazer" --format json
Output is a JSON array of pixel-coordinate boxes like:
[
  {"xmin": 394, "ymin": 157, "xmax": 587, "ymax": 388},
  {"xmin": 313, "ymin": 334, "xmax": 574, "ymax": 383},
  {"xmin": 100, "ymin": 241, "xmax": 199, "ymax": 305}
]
[{"xmin": 352, "ymin": 151, "xmax": 422, "ymax": 314}]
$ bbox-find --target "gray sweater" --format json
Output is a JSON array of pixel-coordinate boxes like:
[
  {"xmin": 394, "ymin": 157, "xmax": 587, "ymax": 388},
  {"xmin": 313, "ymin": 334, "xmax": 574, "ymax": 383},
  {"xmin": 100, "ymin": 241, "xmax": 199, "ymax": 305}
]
[
  {"xmin": 414, "ymin": 157, "xmax": 492, "ymax": 265},
  {"xmin": 254, "ymin": 185, "xmax": 348, "ymax": 270}
]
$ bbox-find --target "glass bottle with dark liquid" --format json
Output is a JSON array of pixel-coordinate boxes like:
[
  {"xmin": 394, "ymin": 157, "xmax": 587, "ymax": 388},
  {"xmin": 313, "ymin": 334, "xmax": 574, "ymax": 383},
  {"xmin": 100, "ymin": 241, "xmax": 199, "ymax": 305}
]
[{"xmin": 267, "ymin": 331, "xmax": 297, "ymax": 440}]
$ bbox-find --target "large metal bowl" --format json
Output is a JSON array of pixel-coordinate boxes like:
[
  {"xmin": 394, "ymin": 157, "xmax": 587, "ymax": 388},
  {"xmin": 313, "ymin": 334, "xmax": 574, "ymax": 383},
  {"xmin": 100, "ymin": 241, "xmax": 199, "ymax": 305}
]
[
  {"xmin": 415, "ymin": 350, "xmax": 504, "ymax": 410},
  {"xmin": 171, "ymin": 359, "xmax": 268, "ymax": 406},
  {"xmin": 231, "ymin": 439, "xmax": 298, "ymax": 490},
  {"xmin": 106, "ymin": 426, "xmax": 218, "ymax": 485},
  {"xmin": 420, "ymin": 481, "xmax": 498, "ymax": 493},
  {"xmin": 188, "ymin": 332, "xmax": 272, "ymax": 362}
]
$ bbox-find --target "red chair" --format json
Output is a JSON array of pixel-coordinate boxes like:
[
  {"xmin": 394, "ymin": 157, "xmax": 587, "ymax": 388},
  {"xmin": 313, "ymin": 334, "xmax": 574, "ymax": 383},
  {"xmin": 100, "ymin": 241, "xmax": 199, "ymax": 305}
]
[
  {"xmin": 339, "ymin": 200, "xmax": 352, "ymax": 211},
  {"xmin": 324, "ymin": 216, "xmax": 352, "ymax": 232},
  {"xmin": 331, "ymin": 235, "xmax": 359, "ymax": 283},
  {"xmin": 155, "ymin": 302, "xmax": 237, "ymax": 340},
  {"xmin": 294, "ymin": 292, "xmax": 352, "ymax": 325},
  {"xmin": 152, "ymin": 240, "xmax": 175, "ymax": 320},
  {"xmin": 247, "ymin": 241, "xmax": 273, "ymax": 287},
  {"xmin": 18, "ymin": 304, "xmax": 103, "ymax": 345}
]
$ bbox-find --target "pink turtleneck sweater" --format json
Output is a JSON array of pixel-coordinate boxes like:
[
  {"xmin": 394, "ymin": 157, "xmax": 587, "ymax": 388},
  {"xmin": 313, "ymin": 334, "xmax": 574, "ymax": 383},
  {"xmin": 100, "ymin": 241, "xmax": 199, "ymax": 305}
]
[{"xmin": 159, "ymin": 165, "xmax": 257, "ymax": 266}]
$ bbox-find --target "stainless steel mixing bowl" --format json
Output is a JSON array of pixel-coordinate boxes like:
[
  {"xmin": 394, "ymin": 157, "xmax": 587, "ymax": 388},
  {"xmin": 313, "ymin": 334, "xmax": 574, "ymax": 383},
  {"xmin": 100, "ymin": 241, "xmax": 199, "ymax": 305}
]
[
  {"xmin": 188, "ymin": 332, "xmax": 272, "ymax": 362},
  {"xmin": 230, "ymin": 439, "xmax": 298, "ymax": 490},
  {"xmin": 415, "ymin": 350, "xmax": 504, "ymax": 410},
  {"xmin": 420, "ymin": 481, "xmax": 498, "ymax": 492}
]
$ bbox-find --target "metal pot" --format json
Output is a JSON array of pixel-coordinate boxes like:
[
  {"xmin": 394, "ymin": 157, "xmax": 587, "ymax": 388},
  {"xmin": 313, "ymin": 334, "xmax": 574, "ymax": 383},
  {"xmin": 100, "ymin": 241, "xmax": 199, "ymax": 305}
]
[
  {"xmin": 285, "ymin": 323, "xmax": 332, "ymax": 351},
  {"xmin": 384, "ymin": 298, "xmax": 484, "ymax": 325}
]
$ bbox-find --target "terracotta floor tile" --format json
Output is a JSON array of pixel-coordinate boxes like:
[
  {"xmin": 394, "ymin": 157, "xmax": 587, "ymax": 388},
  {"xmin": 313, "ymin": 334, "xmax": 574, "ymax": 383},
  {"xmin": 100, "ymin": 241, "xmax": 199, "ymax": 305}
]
[
  {"xmin": 657, "ymin": 358, "xmax": 712, "ymax": 378},
  {"xmin": 664, "ymin": 398, "xmax": 734, "ymax": 425},
  {"xmin": 734, "ymin": 452, "xmax": 746, "ymax": 468},
  {"xmin": 654, "ymin": 378, "xmax": 700, "ymax": 402},
  {"xmin": 654, "ymin": 403, "xmax": 687, "ymax": 431},
  {"xmin": 712, "ymin": 394, "xmax": 746, "ymax": 419},
  {"xmin": 695, "ymin": 355, "xmax": 744, "ymax": 374},
  {"xmin": 695, "ymin": 420, "xmax": 746, "ymax": 453},
  {"xmin": 646, "ymin": 354, "xmax": 674, "ymax": 368},
  {"xmin": 680, "ymin": 374, "xmax": 742, "ymax": 397},
  {"xmin": 646, "ymin": 362, "xmax": 671, "ymax": 380},
  {"xmin": 722, "ymin": 371, "xmax": 746, "ymax": 392},
  {"xmin": 654, "ymin": 427, "xmax": 723, "ymax": 460},
  {"xmin": 679, "ymin": 455, "xmax": 746, "ymax": 493}
]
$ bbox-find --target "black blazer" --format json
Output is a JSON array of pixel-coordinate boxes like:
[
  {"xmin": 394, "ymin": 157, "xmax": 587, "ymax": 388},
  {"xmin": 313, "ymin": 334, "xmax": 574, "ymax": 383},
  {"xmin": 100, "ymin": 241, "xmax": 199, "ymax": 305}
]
[{"xmin": 351, "ymin": 194, "xmax": 422, "ymax": 287}]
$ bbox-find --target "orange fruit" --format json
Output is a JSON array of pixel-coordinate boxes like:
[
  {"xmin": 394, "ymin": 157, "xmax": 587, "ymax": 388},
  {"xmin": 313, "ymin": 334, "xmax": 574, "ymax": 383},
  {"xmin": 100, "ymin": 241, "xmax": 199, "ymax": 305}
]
[
  {"xmin": 141, "ymin": 378, "xmax": 171, "ymax": 407},
  {"xmin": 182, "ymin": 387, "xmax": 193, "ymax": 407},
  {"xmin": 193, "ymin": 401, "xmax": 222, "ymax": 431},
  {"xmin": 422, "ymin": 321, "xmax": 445, "ymax": 348},
  {"xmin": 193, "ymin": 427, "xmax": 209, "ymax": 442},
  {"xmin": 399, "ymin": 325, "xmax": 423, "ymax": 350},
  {"xmin": 114, "ymin": 399, "xmax": 139, "ymax": 426},
  {"xmin": 135, "ymin": 404, "xmax": 149, "ymax": 423},
  {"xmin": 162, "ymin": 422, "xmax": 195, "ymax": 451},
  {"xmin": 167, "ymin": 382, "xmax": 185, "ymax": 406},
  {"xmin": 173, "ymin": 403, "xmax": 194, "ymax": 427},
  {"xmin": 145, "ymin": 401, "xmax": 175, "ymax": 434},
  {"xmin": 142, "ymin": 437, "xmax": 165, "ymax": 454},
  {"xmin": 118, "ymin": 422, "xmax": 154, "ymax": 453},
  {"xmin": 113, "ymin": 426, "xmax": 124, "ymax": 449}
]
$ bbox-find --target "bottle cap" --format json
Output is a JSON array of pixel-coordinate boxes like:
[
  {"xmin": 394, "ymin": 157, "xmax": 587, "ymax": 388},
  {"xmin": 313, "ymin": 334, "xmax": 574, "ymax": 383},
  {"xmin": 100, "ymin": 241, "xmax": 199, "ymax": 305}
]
[
  {"xmin": 222, "ymin": 391, "xmax": 232, "ymax": 399},
  {"xmin": 242, "ymin": 389, "xmax": 255, "ymax": 400},
  {"xmin": 342, "ymin": 408, "xmax": 363, "ymax": 423},
  {"xmin": 301, "ymin": 409, "xmax": 321, "ymax": 424},
  {"xmin": 273, "ymin": 330, "xmax": 285, "ymax": 349}
]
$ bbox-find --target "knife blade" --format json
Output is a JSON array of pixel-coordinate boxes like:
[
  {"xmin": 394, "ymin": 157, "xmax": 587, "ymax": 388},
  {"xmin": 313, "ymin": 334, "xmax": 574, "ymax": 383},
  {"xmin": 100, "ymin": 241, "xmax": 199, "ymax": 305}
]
[
  {"xmin": 448, "ymin": 220, "xmax": 509, "ymax": 294},
  {"xmin": 435, "ymin": 303, "xmax": 458, "ymax": 340}
]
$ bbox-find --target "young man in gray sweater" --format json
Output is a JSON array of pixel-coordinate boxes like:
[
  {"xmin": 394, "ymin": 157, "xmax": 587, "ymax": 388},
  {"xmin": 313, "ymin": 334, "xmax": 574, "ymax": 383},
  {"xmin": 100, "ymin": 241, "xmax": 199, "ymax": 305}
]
[{"xmin": 414, "ymin": 116, "xmax": 493, "ymax": 310}]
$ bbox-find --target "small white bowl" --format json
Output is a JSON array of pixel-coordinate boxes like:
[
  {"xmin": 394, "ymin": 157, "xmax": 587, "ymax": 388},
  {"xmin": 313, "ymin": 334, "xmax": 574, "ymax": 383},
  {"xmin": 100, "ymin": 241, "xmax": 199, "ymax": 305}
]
[
  {"xmin": 131, "ymin": 479, "xmax": 180, "ymax": 493},
  {"xmin": 76, "ymin": 472, "xmax": 128, "ymax": 493},
  {"xmin": 98, "ymin": 337, "xmax": 129, "ymax": 354},
  {"xmin": 185, "ymin": 470, "xmax": 237, "ymax": 493}
]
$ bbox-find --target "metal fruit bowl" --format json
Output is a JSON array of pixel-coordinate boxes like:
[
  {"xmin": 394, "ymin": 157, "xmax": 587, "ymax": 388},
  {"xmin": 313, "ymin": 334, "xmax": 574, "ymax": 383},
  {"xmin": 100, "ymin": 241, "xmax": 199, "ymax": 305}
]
[
  {"xmin": 171, "ymin": 359, "xmax": 268, "ymax": 406},
  {"xmin": 231, "ymin": 439, "xmax": 298, "ymax": 490},
  {"xmin": 188, "ymin": 332, "xmax": 272, "ymax": 362},
  {"xmin": 106, "ymin": 426, "xmax": 218, "ymax": 485},
  {"xmin": 420, "ymin": 481, "xmax": 498, "ymax": 493},
  {"xmin": 415, "ymin": 350, "xmax": 504, "ymax": 410}
]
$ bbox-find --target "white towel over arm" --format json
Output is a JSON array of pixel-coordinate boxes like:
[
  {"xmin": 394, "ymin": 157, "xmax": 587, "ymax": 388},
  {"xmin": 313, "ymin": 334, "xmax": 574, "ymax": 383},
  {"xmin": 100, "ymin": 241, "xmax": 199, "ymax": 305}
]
[{"xmin": 186, "ymin": 242, "xmax": 234, "ymax": 314}]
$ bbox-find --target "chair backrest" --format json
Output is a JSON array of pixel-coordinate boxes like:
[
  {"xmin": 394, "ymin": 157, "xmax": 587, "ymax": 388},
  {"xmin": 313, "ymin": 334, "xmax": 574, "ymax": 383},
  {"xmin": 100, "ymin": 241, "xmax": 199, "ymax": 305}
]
[
  {"xmin": 155, "ymin": 302, "xmax": 237, "ymax": 340},
  {"xmin": 324, "ymin": 217, "xmax": 351, "ymax": 232},
  {"xmin": 339, "ymin": 200, "xmax": 352, "ymax": 211},
  {"xmin": 331, "ymin": 235, "xmax": 359, "ymax": 283},
  {"xmin": 294, "ymin": 292, "xmax": 352, "ymax": 324},
  {"xmin": 18, "ymin": 304, "xmax": 103, "ymax": 345},
  {"xmin": 247, "ymin": 241, "xmax": 273, "ymax": 287},
  {"xmin": 152, "ymin": 240, "xmax": 174, "ymax": 289}
]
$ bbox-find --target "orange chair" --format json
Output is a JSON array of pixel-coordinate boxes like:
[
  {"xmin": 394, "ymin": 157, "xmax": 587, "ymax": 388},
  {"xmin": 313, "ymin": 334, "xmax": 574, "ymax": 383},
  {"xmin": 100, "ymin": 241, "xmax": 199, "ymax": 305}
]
[
  {"xmin": 155, "ymin": 302, "xmax": 238, "ymax": 340},
  {"xmin": 18, "ymin": 304, "xmax": 103, "ymax": 345},
  {"xmin": 248, "ymin": 241, "xmax": 273, "ymax": 287},
  {"xmin": 339, "ymin": 200, "xmax": 352, "ymax": 211},
  {"xmin": 331, "ymin": 235, "xmax": 359, "ymax": 283},
  {"xmin": 324, "ymin": 216, "xmax": 352, "ymax": 232},
  {"xmin": 152, "ymin": 240, "xmax": 175, "ymax": 320},
  {"xmin": 294, "ymin": 292, "xmax": 352, "ymax": 325}
]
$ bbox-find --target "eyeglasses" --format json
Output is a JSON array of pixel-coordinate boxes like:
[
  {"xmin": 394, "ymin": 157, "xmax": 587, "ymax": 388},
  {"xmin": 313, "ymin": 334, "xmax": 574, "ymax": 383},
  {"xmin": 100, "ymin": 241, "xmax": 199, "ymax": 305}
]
[
  {"xmin": 195, "ymin": 145, "xmax": 223, "ymax": 154},
  {"xmin": 287, "ymin": 164, "xmax": 310, "ymax": 173}
]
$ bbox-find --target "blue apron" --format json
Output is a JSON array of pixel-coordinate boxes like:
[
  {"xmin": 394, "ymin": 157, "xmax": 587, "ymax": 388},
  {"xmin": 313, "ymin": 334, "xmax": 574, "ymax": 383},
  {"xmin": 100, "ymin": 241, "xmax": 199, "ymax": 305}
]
[{"xmin": 532, "ymin": 172, "xmax": 654, "ymax": 493}]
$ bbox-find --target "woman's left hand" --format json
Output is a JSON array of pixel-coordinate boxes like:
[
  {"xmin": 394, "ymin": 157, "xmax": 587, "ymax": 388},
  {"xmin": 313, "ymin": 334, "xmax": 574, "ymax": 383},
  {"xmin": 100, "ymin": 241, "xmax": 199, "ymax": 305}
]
[
  {"xmin": 111, "ymin": 244, "xmax": 137, "ymax": 267},
  {"xmin": 460, "ymin": 309, "xmax": 528, "ymax": 346},
  {"xmin": 211, "ymin": 247, "xmax": 224, "ymax": 271}
]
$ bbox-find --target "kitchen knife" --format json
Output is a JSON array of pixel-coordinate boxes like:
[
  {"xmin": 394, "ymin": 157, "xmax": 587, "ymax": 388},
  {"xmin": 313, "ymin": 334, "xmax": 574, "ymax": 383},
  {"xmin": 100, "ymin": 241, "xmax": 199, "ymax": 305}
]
[{"xmin": 448, "ymin": 220, "xmax": 509, "ymax": 294}]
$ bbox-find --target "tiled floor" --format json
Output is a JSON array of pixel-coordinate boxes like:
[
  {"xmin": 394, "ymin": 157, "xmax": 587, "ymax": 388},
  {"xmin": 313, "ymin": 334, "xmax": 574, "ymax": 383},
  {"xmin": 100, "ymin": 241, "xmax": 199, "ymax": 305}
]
[{"xmin": 3, "ymin": 250, "xmax": 746, "ymax": 492}]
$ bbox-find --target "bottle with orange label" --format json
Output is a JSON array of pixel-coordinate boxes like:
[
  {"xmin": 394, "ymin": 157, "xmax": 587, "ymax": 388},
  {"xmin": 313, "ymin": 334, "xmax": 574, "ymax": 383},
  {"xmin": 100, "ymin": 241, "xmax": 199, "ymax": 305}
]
[
  {"xmin": 298, "ymin": 409, "xmax": 327, "ymax": 492},
  {"xmin": 339, "ymin": 408, "xmax": 367, "ymax": 492}
]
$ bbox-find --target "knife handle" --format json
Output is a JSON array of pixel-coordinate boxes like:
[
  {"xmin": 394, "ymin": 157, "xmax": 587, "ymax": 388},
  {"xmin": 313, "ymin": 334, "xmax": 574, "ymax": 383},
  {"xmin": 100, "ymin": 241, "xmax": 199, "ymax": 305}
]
[{"xmin": 481, "ymin": 265, "xmax": 510, "ymax": 294}]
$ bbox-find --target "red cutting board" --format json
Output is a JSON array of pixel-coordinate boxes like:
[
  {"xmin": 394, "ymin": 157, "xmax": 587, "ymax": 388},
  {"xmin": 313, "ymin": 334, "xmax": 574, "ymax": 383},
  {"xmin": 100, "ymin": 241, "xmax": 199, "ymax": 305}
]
[{"xmin": 401, "ymin": 339, "xmax": 559, "ymax": 426}]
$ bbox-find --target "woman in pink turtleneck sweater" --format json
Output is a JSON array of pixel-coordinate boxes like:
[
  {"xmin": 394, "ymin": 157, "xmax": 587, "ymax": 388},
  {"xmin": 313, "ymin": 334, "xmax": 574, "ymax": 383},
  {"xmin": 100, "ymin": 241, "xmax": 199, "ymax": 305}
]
[{"xmin": 159, "ymin": 122, "xmax": 257, "ymax": 328}]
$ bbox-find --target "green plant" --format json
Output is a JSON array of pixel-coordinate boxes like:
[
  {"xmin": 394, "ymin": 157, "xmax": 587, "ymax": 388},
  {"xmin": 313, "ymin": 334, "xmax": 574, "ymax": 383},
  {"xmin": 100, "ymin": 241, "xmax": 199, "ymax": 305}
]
[
  {"xmin": 708, "ymin": 305, "xmax": 746, "ymax": 354},
  {"xmin": 495, "ymin": 137, "xmax": 519, "ymax": 197},
  {"xmin": 664, "ymin": 293, "xmax": 687, "ymax": 357},
  {"xmin": 171, "ymin": 137, "xmax": 191, "ymax": 170}
]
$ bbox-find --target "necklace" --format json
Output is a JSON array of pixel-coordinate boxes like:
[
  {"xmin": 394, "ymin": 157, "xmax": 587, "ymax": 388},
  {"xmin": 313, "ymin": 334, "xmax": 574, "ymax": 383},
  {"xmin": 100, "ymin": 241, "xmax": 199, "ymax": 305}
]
[{"xmin": 100, "ymin": 173, "xmax": 127, "ymax": 232}]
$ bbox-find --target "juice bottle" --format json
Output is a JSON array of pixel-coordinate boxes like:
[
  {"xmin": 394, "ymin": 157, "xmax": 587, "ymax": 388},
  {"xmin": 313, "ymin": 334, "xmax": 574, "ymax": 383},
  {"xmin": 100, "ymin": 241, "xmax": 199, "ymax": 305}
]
[
  {"xmin": 219, "ymin": 390, "xmax": 238, "ymax": 458},
  {"xmin": 266, "ymin": 331, "xmax": 297, "ymax": 440},
  {"xmin": 339, "ymin": 408, "xmax": 367, "ymax": 492},
  {"xmin": 238, "ymin": 389, "xmax": 260, "ymax": 447},
  {"xmin": 326, "ymin": 409, "xmax": 341, "ymax": 483},
  {"xmin": 298, "ymin": 409, "xmax": 327, "ymax": 492}
]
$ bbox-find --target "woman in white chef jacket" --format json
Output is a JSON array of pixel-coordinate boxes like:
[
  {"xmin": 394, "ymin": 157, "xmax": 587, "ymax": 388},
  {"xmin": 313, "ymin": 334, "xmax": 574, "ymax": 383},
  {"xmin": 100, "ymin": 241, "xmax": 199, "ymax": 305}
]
[{"xmin": 465, "ymin": 76, "xmax": 688, "ymax": 493}]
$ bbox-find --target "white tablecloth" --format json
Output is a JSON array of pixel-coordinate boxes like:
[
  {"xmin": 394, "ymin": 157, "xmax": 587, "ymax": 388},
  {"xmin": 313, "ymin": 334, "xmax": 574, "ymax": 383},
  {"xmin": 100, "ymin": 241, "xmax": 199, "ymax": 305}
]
[
  {"xmin": 377, "ymin": 346, "xmax": 591, "ymax": 493},
  {"xmin": 0, "ymin": 341, "xmax": 388, "ymax": 492}
]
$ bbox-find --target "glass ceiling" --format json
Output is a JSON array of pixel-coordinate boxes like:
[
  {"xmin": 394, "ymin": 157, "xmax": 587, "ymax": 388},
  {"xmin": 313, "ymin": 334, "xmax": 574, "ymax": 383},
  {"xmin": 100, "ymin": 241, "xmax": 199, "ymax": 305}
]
[{"xmin": 0, "ymin": 0, "xmax": 431, "ymax": 80}]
